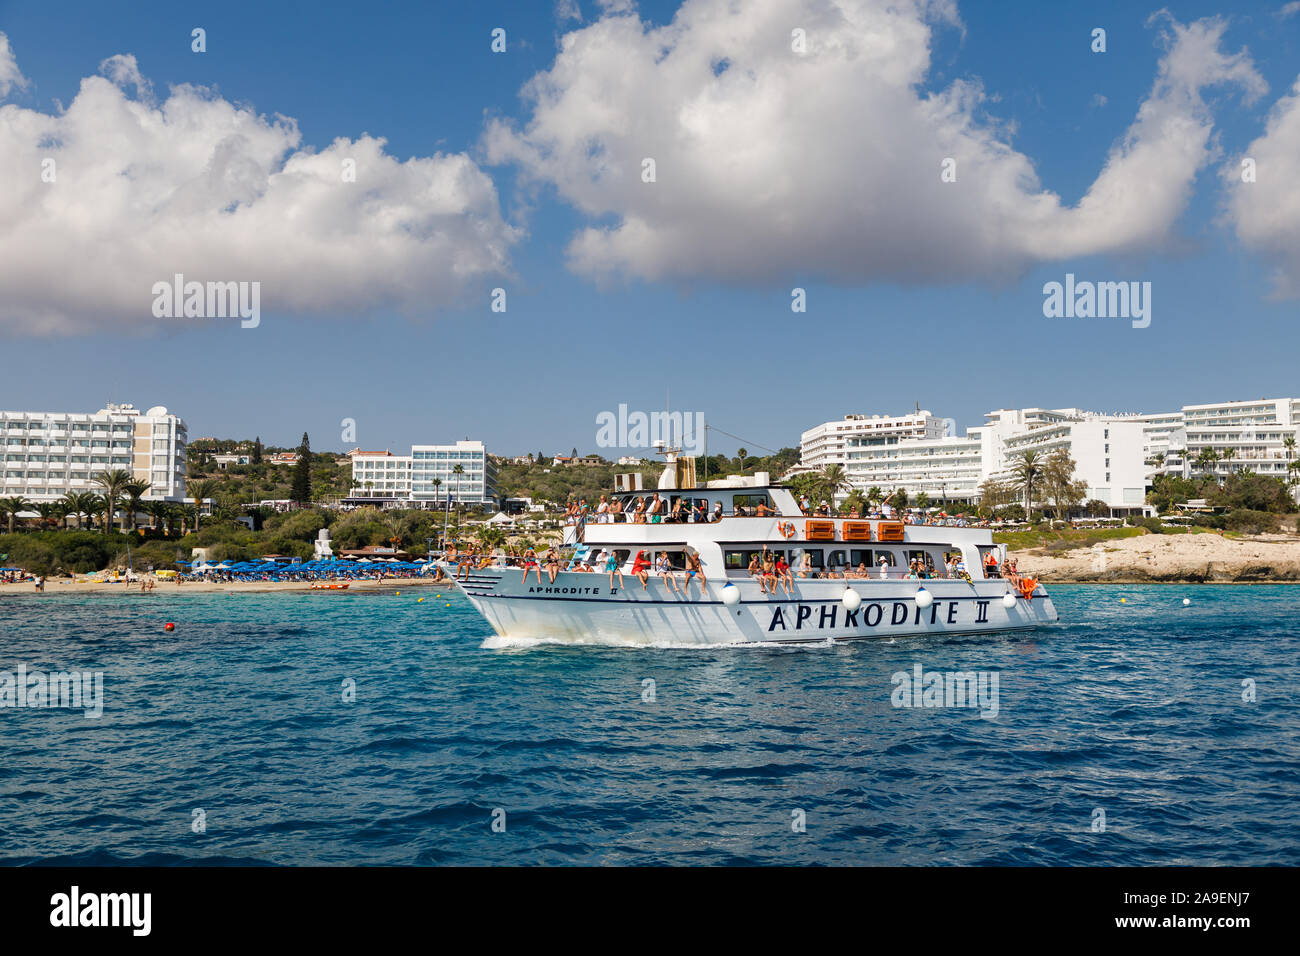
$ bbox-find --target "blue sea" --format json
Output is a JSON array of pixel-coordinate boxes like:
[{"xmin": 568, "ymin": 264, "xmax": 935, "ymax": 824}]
[{"xmin": 0, "ymin": 584, "xmax": 1296, "ymax": 866}]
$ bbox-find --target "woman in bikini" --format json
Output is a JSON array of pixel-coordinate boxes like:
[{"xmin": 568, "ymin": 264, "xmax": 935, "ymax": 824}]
[
  {"xmin": 520, "ymin": 547, "xmax": 540, "ymax": 584},
  {"xmin": 748, "ymin": 553, "xmax": 766, "ymax": 593},
  {"xmin": 543, "ymin": 547, "xmax": 561, "ymax": 584},
  {"xmin": 633, "ymin": 497, "xmax": 647, "ymax": 524}
]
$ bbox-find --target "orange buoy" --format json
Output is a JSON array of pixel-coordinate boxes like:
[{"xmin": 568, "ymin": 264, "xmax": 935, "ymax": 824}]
[{"xmin": 164, "ymin": 622, "xmax": 175, "ymax": 632}]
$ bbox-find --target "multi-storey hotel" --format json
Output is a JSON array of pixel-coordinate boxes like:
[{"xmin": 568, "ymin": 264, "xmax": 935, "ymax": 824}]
[
  {"xmin": 803, "ymin": 397, "xmax": 1300, "ymax": 515},
  {"xmin": 799, "ymin": 411, "xmax": 947, "ymax": 471},
  {"xmin": 347, "ymin": 440, "xmax": 498, "ymax": 509},
  {"xmin": 0, "ymin": 402, "xmax": 188, "ymax": 503},
  {"xmin": 1147, "ymin": 398, "xmax": 1300, "ymax": 481}
]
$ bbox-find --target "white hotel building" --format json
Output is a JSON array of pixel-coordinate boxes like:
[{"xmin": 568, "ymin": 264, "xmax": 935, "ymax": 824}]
[
  {"xmin": 799, "ymin": 411, "xmax": 946, "ymax": 471},
  {"xmin": 1147, "ymin": 398, "xmax": 1300, "ymax": 482},
  {"xmin": 804, "ymin": 397, "xmax": 1300, "ymax": 514},
  {"xmin": 347, "ymin": 440, "xmax": 498, "ymax": 509},
  {"xmin": 1, "ymin": 403, "xmax": 188, "ymax": 503}
]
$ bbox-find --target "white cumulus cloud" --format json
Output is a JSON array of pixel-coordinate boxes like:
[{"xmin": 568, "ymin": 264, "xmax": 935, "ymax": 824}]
[
  {"xmin": 0, "ymin": 32, "xmax": 28, "ymax": 98},
  {"xmin": 1225, "ymin": 76, "xmax": 1300, "ymax": 297},
  {"xmin": 0, "ymin": 48, "xmax": 519, "ymax": 334},
  {"xmin": 485, "ymin": 1, "xmax": 1264, "ymax": 286}
]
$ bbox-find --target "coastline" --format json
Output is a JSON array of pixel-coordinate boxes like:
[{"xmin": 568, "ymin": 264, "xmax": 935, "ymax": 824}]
[
  {"xmin": 0, "ymin": 577, "xmax": 456, "ymax": 596},
  {"xmin": 1011, "ymin": 530, "xmax": 1300, "ymax": 584}
]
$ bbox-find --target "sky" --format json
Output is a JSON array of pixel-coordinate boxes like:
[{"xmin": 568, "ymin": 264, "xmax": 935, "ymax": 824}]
[{"xmin": 1, "ymin": 0, "xmax": 1298, "ymax": 456}]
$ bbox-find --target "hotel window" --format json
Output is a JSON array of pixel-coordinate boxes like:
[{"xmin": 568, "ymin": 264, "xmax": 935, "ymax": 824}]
[{"xmin": 1105, "ymin": 473, "xmax": 1110, "ymax": 482}]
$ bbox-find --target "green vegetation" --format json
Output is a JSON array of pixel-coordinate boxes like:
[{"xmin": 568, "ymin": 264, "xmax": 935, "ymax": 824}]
[
  {"xmin": 1148, "ymin": 471, "xmax": 1296, "ymax": 515},
  {"xmin": 290, "ymin": 432, "xmax": 313, "ymax": 504},
  {"xmin": 495, "ymin": 458, "xmax": 666, "ymax": 505},
  {"xmin": 993, "ymin": 525, "xmax": 1145, "ymax": 551}
]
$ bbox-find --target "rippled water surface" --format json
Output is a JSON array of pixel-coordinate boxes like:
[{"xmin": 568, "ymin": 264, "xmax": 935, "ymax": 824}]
[{"xmin": 1, "ymin": 585, "xmax": 1297, "ymax": 865}]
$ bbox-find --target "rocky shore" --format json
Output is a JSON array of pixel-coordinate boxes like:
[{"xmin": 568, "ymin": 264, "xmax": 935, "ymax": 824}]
[{"xmin": 1013, "ymin": 530, "xmax": 1300, "ymax": 583}]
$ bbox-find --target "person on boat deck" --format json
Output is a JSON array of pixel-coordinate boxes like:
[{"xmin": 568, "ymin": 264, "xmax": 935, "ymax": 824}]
[
  {"xmin": 878, "ymin": 555, "xmax": 890, "ymax": 579},
  {"xmin": 760, "ymin": 547, "xmax": 779, "ymax": 593},
  {"xmin": 670, "ymin": 498, "xmax": 685, "ymax": 523},
  {"xmin": 711, "ymin": 501, "xmax": 723, "ymax": 522},
  {"xmin": 647, "ymin": 493, "xmax": 664, "ymax": 523},
  {"xmin": 777, "ymin": 553, "xmax": 793, "ymax": 593},
  {"xmin": 747, "ymin": 553, "xmax": 765, "ymax": 592},
  {"xmin": 854, "ymin": 561, "xmax": 869, "ymax": 578},
  {"xmin": 632, "ymin": 549, "xmax": 652, "ymax": 589},
  {"xmin": 656, "ymin": 553, "xmax": 681, "ymax": 594},
  {"xmin": 755, "ymin": 499, "xmax": 773, "ymax": 517},
  {"xmin": 520, "ymin": 547, "xmax": 541, "ymax": 585},
  {"xmin": 633, "ymin": 496, "xmax": 647, "ymax": 523},
  {"xmin": 798, "ymin": 494, "xmax": 810, "ymax": 515},
  {"xmin": 984, "ymin": 551, "xmax": 1000, "ymax": 577},
  {"xmin": 596, "ymin": 495, "xmax": 610, "ymax": 523},
  {"xmin": 601, "ymin": 548, "xmax": 624, "ymax": 589},
  {"xmin": 798, "ymin": 552, "xmax": 813, "ymax": 578},
  {"xmin": 684, "ymin": 549, "xmax": 706, "ymax": 597},
  {"xmin": 543, "ymin": 547, "xmax": 562, "ymax": 584},
  {"xmin": 1003, "ymin": 558, "xmax": 1020, "ymax": 588},
  {"xmin": 694, "ymin": 501, "xmax": 708, "ymax": 523}
]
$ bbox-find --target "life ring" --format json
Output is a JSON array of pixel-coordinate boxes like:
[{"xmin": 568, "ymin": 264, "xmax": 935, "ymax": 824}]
[
  {"xmin": 1019, "ymin": 577, "xmax": 1038, "ymax": 600},
  {"xmin": 778, "ymin": 521, "xmax": 796, "ymax": 539}
]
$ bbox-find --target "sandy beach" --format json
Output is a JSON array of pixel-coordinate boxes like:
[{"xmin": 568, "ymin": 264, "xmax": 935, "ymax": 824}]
[
  {"xmin": 1013, "ymin": 531, "xmax": 1300, "ymax": 583},
  {"xmin": 0, "ymin": 576, "xmax": 458, "ymax": 596}
]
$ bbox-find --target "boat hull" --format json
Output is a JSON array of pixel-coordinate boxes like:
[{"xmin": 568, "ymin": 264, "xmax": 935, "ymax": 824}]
[{"xmin": 454, "ymin": 569, "xmax": 1058, "ymax": 646}]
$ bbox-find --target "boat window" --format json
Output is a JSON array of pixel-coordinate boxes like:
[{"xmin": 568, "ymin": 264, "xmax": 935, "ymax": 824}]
[
  {"xmin": 876, "ymin": 551, "xmax": 897, "ymax": 566},
  {"xmin": 850, "ymin": 548, "xmax": 873, "ymax": 568},
  {"xmin": 790, "ymin": 547, "xmax": 824, "ymax": 570},
  {"xmin": 732, "ymin": 493, "xmax": 771, "ymax": 515},
  {"xmin": 826, "ymin": 549, "xmax": 848, "ymax": 570}
]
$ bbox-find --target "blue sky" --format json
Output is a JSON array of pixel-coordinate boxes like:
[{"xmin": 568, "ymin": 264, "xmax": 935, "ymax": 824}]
[{"xmin": 1, "ymin": 0, "xmax": 1298, "ymax": 456}]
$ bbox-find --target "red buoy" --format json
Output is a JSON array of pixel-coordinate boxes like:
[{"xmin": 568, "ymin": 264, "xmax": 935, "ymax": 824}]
[{"xmin": 164, "ymin": 622, "xmax": 175, "ymax": 632}]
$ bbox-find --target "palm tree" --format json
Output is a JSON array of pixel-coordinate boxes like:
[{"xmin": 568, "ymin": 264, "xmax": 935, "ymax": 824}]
[
  {"xmin": 175, "ymin": 502, "xmax": 195, "ymax": 538},
  {"xmin": 58, "ymin": 493, "xmax": 82, "ymax": 528},
  {"xmin": 1011, "ymin": 450, "xmax": 1042, "ymax": 521},
  {"xmin": 1219, "ymin": 447, "xmax": 1236, "ymax": 475},
  {"xmin": 0, "ymin": 496, "xmax": 31, "ymax": 534},
  {"xmin": 61, "ymin": 491, "xmax": 99, "ymax": 530},
  {"xmin": 36, "ymin": 502, "xmax": 65, "ymax": 531},
  {"xmin": 187, "ymin": 478, "xmax": 218, "ymax": 531},
  {"xmin": 451, "ymin": 464, "xmax": 465, "ymax": 511},
  {"xmin": 123, "ymin": 479, "xmax": 151, "ymax": 532},
  {"xmin": 430, "ymin": 477, "xmax": 442, "ymax": 509},
  {"xmin": 93, "ymin": 469, "xmax": 132, "ymax": 533},
  {"xmin": 1194, "ymin": 447, "xmax": 1218, "ymax": 478},
  {"xmin": 143, "ymin": 500, "xmax": 169, "ymax": 533},
  {"xmin": 821, "ymin": 464, "xmax": 852, "ymax": 503},
  {"xmin": 1284, "ymin": 435, "xmax": 1296, "ymax": 464},
  {"xmin": 866, "ymin": 486, "xmax": 884, "ymax": 510},
  {"xmin": 736, "ymin": 448, "xmax": 748, "ymax": 473}
]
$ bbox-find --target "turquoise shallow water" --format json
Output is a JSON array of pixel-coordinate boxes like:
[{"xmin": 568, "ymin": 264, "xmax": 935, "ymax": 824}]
[{"xmin": 0, "ymin": 584, "xmax": 1296, "ymax": 865}]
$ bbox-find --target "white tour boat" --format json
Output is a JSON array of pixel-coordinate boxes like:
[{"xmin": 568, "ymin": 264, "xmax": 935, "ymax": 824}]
[{"xmin": 451, "ymin": 453, "xmax": 1058, "ymax": 646}]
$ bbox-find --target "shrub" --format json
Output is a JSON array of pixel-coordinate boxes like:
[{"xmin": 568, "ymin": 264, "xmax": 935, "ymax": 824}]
[{"xmin": 1223, "ymin": 509, "xmax": 1280, "ymax": 535}]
